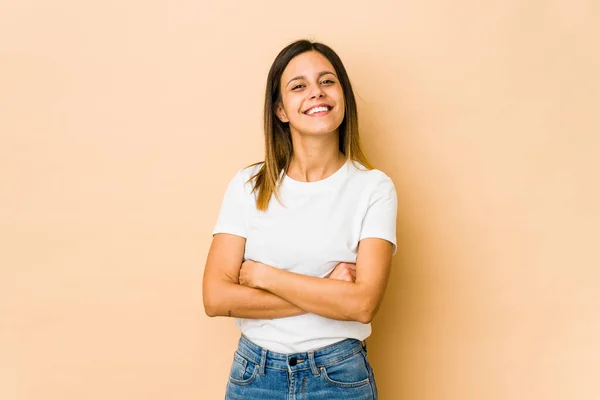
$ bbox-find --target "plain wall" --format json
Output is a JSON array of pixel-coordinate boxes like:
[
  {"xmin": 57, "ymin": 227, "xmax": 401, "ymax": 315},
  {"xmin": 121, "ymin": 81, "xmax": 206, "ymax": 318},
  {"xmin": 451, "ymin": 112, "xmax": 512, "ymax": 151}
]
[{"xmin": 1, "ymin": 1, "xmax": 599, "ymax": 399}]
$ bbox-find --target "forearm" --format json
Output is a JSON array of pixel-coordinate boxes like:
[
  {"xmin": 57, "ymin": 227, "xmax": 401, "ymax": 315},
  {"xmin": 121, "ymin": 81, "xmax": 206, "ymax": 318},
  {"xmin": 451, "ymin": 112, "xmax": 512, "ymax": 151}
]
[
  {"xmin": 204, "ymin": 279, "xmax": 306, "ymax": 319},
  {"xmin": 258, "ymin": 268, "xmax": 374, "ymax": 323}
]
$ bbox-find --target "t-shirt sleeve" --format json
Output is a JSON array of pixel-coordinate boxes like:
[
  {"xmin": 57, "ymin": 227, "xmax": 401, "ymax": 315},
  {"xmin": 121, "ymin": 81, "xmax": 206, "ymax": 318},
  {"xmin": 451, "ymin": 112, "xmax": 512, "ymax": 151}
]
[
  {"xmin": 359, "ymin": 175, "xmax": 398, "ymax": 255},
  {"xmin": 212, "ymin": 170, "xmax": 249, "ymax": 238}
]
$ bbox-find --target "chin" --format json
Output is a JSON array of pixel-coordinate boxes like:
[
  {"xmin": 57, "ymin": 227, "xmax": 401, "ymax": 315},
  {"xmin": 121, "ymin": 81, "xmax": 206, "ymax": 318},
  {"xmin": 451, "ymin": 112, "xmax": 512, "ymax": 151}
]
[
  {"xmin": 296, "ymin": 122, "xmax": 342, "ymax": 136},
  {"xmin": 301, "ymin": 128, "xmax": 340, "ymax": 136}
]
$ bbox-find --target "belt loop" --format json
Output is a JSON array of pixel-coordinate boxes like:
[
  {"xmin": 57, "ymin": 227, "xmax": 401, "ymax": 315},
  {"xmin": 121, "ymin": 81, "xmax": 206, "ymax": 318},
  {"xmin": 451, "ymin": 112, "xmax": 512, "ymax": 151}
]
[
  {"xmin": 307, "ymin": 351, "xmax": 319, "ymax": 376},
  {"xmin": 259, "ymin": 348, "xmax": 267, "ymax": 376}
]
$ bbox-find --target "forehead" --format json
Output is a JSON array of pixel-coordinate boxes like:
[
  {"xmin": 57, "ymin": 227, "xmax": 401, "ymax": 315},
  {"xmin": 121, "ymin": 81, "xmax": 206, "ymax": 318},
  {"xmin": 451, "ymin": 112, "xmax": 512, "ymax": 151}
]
[{"xmin": 281, "ymin": 51, "xmax": 336, "ymax": 80}]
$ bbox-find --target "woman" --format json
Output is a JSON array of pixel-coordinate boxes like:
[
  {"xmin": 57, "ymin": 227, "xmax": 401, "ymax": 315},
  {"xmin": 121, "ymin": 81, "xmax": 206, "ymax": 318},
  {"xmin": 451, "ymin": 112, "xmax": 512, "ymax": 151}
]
[{"xmin": 203, "ymin": 39, "xmax": 397, "ymax": 399}]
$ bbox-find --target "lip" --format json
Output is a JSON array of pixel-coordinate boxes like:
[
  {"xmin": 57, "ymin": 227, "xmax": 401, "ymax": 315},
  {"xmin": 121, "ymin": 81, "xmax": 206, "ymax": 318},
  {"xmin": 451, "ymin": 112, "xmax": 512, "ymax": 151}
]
[{"xmin": 303, "ymin": 103, "xmax": 333, "ymax": 115}]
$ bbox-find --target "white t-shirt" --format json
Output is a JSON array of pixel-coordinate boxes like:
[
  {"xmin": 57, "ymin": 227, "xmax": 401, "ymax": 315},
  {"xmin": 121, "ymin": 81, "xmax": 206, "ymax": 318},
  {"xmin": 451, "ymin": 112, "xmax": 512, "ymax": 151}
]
[{"xmin": 212, "ymin": 159, "xmax": 397, "ymax": 353}]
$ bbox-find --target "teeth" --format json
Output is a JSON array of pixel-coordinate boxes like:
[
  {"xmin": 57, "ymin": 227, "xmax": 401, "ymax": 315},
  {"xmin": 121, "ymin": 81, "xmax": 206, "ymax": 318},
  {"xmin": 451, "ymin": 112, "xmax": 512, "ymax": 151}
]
[{"xmin": 306, "ymin": 106, "xmax": 329, "ymax": 115}]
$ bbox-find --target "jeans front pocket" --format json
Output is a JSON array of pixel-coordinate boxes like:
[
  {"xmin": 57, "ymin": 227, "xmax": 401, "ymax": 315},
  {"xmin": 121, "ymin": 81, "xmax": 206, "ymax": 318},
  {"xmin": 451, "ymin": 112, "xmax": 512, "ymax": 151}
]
[
  {"xmin": 228, "ymin": 351, "xmax": 259, "ymax": 386},
  {"xmin": 320, "ymin": 349, "xmax": 371, "ymax": 389}
]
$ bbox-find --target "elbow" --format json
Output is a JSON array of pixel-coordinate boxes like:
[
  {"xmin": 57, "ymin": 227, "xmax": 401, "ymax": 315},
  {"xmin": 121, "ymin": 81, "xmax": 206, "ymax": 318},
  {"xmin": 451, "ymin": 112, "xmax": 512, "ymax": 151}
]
[
  {"xmin": 354, "ymin": 301, "xmax": 378, "ymax": 324},
  {"xmin": 204, "ymin": 304, "xmax": 218, "ymax": 318},
  {"xmin": 203, "ymin": 278, "xmax": 229, "ymax": 317},
  {"xmin": 203, "ymin": 278, "xmax": 236, "ymax": 318},
  {"xmin": 356, "ymin": 310, "xmax": 375, "ymax": 324},
  {"xmin": 203, "ymin": 292, "xmax": 221, "ymax": 317},
  {"xmin": 203, "ymin": 299, "xmax": 217, "ymax": 317}
]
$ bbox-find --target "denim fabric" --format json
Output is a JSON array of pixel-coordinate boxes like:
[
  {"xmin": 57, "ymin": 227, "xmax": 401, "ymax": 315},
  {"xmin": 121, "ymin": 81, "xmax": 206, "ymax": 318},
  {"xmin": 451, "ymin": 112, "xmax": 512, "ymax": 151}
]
[{"xmin": 225, "ymin": 335, "xmax": 378, "ymax": 399}]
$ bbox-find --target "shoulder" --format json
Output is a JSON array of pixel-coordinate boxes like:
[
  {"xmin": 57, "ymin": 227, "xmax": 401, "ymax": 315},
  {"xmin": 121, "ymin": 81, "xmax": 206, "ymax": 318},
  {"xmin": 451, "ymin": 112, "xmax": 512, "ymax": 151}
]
[
  {"xmin": 226, "ymin": 162, "xmax": 264, "ymax": 195},
  {"xmin": 348, "ymin": 161, "xmax": 396, "ymax": 191},
  {"xmin": 238, "ymin": 162, "xmax": 263, "ymax": 183}
]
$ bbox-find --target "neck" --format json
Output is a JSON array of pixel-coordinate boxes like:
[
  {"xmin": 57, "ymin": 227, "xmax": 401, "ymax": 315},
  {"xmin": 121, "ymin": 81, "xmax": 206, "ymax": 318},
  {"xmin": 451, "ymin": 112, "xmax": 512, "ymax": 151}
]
[{"xmin": 287, "ymin": 130, "xmax": 346, "ymax": 182}]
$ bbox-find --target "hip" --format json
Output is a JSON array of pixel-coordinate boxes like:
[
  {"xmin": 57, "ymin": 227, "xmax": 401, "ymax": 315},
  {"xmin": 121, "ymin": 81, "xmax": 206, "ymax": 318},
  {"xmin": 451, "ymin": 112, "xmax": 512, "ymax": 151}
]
[{"xmin": 225, "ymin": 335, "xmax": 378, "ymax": 400}]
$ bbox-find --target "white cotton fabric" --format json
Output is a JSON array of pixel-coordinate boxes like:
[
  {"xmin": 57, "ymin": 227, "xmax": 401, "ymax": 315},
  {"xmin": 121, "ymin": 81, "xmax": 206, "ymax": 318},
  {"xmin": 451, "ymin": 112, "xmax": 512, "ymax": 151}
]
[{"xmin": 212, "ymin": 160, "xmax": 397, "ymax": 353}]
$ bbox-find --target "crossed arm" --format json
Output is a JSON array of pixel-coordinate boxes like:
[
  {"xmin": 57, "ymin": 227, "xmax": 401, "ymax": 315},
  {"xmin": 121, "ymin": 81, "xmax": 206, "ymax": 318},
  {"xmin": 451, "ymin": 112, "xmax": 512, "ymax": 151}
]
[{"xmin": 202, "ymin": 233, "xmax": 393, "ymax": 323}]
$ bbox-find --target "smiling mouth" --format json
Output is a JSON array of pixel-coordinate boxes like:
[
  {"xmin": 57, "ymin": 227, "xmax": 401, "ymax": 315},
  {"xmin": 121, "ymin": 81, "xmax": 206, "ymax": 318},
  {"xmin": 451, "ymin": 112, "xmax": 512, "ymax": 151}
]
[{"xmin": 304, "ymin": 105, "xmax": 332, "ymax": 115}]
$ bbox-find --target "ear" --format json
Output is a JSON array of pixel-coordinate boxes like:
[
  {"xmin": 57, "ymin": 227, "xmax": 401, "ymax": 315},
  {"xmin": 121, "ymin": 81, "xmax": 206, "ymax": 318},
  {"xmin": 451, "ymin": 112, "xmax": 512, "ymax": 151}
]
[{"xmin": 275, "ymin": 103, "xmax": 289, "ymax": 123}]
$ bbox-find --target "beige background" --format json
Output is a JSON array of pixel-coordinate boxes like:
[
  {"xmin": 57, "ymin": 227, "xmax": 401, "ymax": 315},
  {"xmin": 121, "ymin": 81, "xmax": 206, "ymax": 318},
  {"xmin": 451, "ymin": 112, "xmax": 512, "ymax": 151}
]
[{"xmin": 1, "ymin": 1, "xmax": 599, "ymax": 399}]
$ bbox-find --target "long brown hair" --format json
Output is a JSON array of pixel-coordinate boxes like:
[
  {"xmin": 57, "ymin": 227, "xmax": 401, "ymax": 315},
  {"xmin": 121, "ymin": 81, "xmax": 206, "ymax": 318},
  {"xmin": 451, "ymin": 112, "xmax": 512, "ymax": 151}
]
[{"xmin": 250, "ymin": 39, "xmax": 373, "ymax": 211}]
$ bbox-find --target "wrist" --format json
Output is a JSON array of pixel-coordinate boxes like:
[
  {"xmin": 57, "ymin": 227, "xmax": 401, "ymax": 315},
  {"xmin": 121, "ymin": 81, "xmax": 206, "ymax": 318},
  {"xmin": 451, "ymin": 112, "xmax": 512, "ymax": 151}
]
[{"xmin": 256, "ymin": 262, "xmax": 274, "ymax": 290}]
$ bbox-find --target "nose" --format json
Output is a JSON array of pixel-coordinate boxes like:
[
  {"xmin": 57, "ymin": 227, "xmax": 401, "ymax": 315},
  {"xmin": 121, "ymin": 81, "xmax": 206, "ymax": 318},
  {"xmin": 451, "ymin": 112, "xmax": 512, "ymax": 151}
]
[{"xmin": 309, "ymin": 84, "xmax": 325, "ymax": 99}]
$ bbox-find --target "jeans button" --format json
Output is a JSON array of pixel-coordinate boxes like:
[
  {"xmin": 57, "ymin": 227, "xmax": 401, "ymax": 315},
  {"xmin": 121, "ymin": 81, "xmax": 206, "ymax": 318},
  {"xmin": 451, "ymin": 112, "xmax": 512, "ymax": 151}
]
[{"xmin": 289, "ymin": 357, "xmax": 297, "ymax": 366}]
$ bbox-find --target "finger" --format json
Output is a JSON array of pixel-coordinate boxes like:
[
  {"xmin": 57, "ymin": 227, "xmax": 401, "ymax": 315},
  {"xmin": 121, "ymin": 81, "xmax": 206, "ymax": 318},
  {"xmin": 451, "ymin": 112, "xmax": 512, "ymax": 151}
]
[{"xmin": 346, "ymin": 270, "xmax": 355, "ymax": 281}]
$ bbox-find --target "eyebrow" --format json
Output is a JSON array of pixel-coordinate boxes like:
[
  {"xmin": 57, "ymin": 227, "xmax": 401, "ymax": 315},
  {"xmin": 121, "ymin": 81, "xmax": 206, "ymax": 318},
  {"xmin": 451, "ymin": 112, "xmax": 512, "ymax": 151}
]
[{"xmin": 286, "ymin": 71, "xmax": 337, "ymax": 87}]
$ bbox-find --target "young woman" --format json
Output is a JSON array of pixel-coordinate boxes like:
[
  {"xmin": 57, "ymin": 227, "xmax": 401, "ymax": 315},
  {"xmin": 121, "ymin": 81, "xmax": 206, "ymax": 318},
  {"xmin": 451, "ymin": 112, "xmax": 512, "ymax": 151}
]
[{"xmin": 203, "ymin": 39, "xmax": 397, "ymax": 399}]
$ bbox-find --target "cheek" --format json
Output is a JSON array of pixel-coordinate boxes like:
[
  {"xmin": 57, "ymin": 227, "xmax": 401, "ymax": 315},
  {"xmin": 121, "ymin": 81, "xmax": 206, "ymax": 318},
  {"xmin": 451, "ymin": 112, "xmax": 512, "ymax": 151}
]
[
  {"xmin": 285, "ymin": 96, "xmax": 302, "ymax": 112},
  {"xmin": 281, "ymin": 99, "xmax": 303, "ymax": 121},
  {"xmin": 334, "ymin": 88, "xmax": 345, "ymax": 104}
]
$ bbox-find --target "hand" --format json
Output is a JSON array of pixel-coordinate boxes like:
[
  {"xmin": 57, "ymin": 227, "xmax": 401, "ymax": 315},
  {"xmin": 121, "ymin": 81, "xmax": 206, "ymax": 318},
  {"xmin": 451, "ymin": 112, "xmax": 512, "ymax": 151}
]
[
  {"xmin": 327, "ymin": 262, "xmax": 356, "ymax": 283},
  {"xmin": 239, "ymin": 260, "xmax": 268, "ymax": 289}
]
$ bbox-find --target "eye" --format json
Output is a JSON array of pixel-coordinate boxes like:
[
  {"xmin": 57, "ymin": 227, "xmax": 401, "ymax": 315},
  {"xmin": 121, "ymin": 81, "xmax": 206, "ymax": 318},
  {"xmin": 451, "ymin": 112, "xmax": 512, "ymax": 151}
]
[
  {"xmin": 292, "ymin": 84, "xmax": 305, "ymax": 90},
  {"xmin": 321, "ymin": 79, "xmax": 335, "ymax": 85}
]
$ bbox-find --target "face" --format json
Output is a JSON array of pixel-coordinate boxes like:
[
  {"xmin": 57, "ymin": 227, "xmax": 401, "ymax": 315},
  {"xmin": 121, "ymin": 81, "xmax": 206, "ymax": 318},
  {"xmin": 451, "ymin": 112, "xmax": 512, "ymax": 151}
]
[{"xmin": 276, "ymin": 51, "xmax": 345, "ymax": 137}]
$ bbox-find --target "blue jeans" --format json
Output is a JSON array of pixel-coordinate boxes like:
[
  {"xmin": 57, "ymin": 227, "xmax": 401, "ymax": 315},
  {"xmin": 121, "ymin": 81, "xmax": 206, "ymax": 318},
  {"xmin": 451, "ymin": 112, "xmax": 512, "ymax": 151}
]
[{"xmin": 225, "ymin": 335, "xmax": 378, "ymax": 399}]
